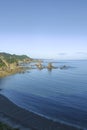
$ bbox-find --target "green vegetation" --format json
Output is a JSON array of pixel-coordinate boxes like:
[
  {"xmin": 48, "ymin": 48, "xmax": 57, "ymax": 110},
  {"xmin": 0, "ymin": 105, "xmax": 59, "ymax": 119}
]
[
  {"xmin": 0, "ymin": 59, "xmax": 5, "ymax": 67},
  {"xmin": 0, "ymin": 52, "xmax": 33, "ymax": 77},
  {"xmin": 0, "ymin": 52, "xmax": 32, "ymax": 64}
]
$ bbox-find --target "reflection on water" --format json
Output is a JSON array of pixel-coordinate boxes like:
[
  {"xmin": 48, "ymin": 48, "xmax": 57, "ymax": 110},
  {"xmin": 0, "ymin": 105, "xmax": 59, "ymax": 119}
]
[
  {"xmin": 0, "ymin": 78, "xmax": 5, "ymax": 90},
  {"xmin": 0, "ymin": 60, "xmax": 87, "ymax": 129}
]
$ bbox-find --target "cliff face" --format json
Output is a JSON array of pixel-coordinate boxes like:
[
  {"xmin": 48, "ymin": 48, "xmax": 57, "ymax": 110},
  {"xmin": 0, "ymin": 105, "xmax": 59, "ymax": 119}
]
[
  {"xmin": 0, "ymin": 52, "xmax": 32, "ymax": 68},
  {"xmin": 0, "ymin": 52, "xmax": 32, "ymax": 77}
]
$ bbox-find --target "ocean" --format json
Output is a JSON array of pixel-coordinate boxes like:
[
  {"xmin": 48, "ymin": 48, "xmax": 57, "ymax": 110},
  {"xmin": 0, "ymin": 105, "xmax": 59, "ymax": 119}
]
[{"xmin": 0, "ymin": 60, "xmax": 87, "ymax": 129}]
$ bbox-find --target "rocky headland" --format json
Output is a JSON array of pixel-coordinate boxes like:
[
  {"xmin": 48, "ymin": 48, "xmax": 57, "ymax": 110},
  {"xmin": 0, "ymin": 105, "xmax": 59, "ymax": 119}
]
[
  {"xmin": 0, "ymin": 52, "xmax": 33, "ymax": 77},
  {"xmin": 0, "ymin": 52, "xmax": 70, "ymax": 77}
]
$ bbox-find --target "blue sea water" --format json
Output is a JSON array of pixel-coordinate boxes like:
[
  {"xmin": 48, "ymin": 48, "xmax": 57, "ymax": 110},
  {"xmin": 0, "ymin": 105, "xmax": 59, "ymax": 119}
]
[{"xmin": 0, "ymin": 60, "xmax": 87, "ymax": 129}]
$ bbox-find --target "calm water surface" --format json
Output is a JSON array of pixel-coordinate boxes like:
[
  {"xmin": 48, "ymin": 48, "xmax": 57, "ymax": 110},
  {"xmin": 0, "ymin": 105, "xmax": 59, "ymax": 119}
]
[{"xmin": 0, "ymin": 60, "xmax": 87, "ymax": 129}]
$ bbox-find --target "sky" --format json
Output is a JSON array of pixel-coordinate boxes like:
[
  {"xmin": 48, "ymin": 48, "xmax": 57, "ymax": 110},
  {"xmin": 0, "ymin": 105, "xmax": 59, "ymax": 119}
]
[{"xmin": 0, "ymin": 0, "xmax": 87, "ymax": 59}]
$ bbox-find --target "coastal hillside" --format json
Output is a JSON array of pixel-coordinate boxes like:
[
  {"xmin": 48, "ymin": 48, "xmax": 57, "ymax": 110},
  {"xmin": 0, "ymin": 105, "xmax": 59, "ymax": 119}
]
[
  {"xmin": 0, "ymin": 52, "xmax": 33, "ymax": 77},
  {"xmin": 0, "ymin": 52, "xmax": 32, "ymax": 68}
]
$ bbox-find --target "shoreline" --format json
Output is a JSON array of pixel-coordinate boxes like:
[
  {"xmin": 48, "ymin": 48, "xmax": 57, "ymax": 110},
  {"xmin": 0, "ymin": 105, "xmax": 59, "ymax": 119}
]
[
  {"xmin": 0, "ymin": 94, "xmax": 83, "ymax": 130},
  {"xmin": 0, "ymin": 66, "xmax": 29, "ymax": 78}
]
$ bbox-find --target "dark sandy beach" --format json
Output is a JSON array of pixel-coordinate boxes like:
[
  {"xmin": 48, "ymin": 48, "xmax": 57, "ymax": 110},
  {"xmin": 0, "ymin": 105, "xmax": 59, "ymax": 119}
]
[{"xmin": 0, "ymin": 94, "xmax": 83, "ymax": 130}]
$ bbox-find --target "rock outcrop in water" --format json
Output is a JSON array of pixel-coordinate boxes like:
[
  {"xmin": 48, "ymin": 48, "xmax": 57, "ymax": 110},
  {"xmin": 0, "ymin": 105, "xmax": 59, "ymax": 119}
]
[
  {"xmin": 35, "ymin": 61, "xmax": 44, "ymax": 70},
  {"xmin": 47, "ymin": 62, "xmax": 55, "ymax": 70},
  {"xmin": 35, "ymin": 62, "xmax": 58, "ymax": 70},
  {"xmin": 0, "ymin": 52, "xmax": 70, "ymax": 77},
  {"xmin": 60, "ymin": 65, "xmax": 69, "ymax": 70}
]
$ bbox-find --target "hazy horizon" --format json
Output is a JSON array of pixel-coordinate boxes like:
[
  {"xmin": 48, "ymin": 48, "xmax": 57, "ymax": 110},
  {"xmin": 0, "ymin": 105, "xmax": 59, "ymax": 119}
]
[{"xmin": 0, "ymin": 0, "xmax": 87, "ymax": 60}]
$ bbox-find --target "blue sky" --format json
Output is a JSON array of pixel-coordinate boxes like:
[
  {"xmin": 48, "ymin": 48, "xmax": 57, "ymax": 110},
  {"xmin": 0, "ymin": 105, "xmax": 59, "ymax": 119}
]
[{"xmin": 0, "ymin": 0, "xmax": 87, "ymax": 59}]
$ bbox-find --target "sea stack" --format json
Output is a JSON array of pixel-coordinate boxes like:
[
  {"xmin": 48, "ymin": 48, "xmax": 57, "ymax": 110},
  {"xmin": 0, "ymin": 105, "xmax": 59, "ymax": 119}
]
[{"xmin": 47, "ymin": 62, "xmax": 54, "ymax": 70}]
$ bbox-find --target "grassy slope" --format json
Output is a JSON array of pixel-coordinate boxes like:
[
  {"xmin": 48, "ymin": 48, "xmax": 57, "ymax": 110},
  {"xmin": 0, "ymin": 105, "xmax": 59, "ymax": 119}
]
[{"xmin": 0, "ymin": 52, "xmax": 31, "ymax": 65}]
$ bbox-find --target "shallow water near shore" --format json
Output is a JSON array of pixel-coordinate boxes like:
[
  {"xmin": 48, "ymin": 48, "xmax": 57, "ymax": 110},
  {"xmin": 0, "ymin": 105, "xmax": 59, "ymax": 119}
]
[{"xmin": 0, "ymin": 60, "xmax": 87, "ymax": 129}]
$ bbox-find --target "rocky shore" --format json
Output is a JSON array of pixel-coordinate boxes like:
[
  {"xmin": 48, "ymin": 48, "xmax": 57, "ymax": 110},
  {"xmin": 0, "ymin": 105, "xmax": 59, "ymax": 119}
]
[
  {"xmin": 0, "ymin": 52, "xmax": 33, "ymax": 78},
  {"xmin": 0, "ymin": 62, "xmax": 70, "ymax": 78},
  {"xmin": 0, "ymin": 52, "xmax": 70, "ymax": 78},
  {"xmin": 0, "ymin": 66, "xmax": 27, "ymax": 78}
]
